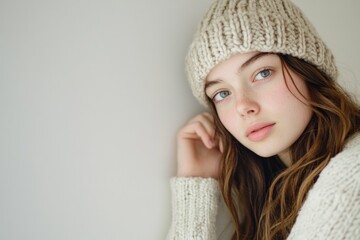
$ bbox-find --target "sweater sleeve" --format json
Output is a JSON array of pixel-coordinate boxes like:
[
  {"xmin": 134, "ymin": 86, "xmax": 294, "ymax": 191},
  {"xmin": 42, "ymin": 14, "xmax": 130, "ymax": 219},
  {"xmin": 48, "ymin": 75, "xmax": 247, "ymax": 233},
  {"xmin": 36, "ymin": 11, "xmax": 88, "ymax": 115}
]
[
  {"xmin": 287, "ymin": 136, "xmax": 360, "ymax": 240},
  {"xmin": 166, "ymin": 177, "xmax": 221, "ymax": 240}
]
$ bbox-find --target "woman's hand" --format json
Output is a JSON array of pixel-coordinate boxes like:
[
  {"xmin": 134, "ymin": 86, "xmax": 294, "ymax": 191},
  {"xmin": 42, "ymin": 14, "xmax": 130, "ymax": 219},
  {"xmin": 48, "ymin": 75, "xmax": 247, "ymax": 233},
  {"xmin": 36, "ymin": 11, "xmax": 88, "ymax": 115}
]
[{"xmin": 177, "ymin": 112, "xmax": 223, "ymax": 179}]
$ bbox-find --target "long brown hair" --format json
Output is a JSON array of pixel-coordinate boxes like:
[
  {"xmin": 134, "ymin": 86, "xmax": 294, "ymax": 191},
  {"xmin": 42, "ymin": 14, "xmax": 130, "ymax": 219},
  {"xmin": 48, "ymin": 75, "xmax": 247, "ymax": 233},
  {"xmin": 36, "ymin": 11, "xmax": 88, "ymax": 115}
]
[{"xmin": 208, "ymin": 54, "xmax": 360, "ymax": 239}]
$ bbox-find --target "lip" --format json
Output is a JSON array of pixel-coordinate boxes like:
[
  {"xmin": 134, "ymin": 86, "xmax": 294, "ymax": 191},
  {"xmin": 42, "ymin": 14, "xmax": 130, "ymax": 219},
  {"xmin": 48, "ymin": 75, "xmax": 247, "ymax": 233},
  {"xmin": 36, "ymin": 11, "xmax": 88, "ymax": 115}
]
[{"xmin": 246, "ymin": 122, "xmax": 276, "ymax": 142}]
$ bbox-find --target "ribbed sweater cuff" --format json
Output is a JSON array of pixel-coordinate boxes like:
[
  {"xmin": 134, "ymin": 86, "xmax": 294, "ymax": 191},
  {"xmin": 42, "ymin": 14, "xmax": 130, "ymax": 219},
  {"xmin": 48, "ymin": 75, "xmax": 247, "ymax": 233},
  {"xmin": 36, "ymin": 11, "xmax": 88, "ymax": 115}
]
[{"xmin": 168, "ymin": 177, "xmax": 220, "ymax": 239}]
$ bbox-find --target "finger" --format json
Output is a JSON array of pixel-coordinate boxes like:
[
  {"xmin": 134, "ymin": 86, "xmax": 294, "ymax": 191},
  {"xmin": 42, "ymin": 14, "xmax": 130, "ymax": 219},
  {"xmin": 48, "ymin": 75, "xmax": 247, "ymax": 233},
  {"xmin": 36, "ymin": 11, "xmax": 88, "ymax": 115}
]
[
  {"xmin": 188, "ymin": 114, "xmax": 216, "ymax": 139},
  {"xmin": 201, "ymin": 113, "xmax": 223, "ymax": 150},
  {"xmin": 202, "ymin": 112, "xmax": 215, "ymax": 123},
  {"xmin": 219, "ymin": 138, "xmax": 224, "ymax": 153},
  {"xmin": 180, "ymin": 121, "xmax": 214, "ymax": 149},
  {"xmin": 188, "ymin": 112, "xmax": 213, "ymax": 124},
  {"xmin": 211, "ymin": 134, "xmax": 224, "ymax": 154}
]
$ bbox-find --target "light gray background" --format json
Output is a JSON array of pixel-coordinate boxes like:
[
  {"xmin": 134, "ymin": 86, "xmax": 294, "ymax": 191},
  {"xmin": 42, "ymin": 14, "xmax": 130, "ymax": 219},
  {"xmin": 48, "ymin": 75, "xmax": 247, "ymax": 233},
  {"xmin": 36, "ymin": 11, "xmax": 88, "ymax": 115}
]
[{"xmin": 0, "ymin": 0, "xmax": 359, "ymax": 239}]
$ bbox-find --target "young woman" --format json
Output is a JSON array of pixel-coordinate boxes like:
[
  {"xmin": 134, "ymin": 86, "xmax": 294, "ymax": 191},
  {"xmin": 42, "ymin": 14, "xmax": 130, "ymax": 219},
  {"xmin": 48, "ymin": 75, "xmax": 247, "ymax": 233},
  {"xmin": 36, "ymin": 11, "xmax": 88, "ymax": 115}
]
[{"xmin": 167, "ymin": 0, "xmax": 360, "ymax": 239}]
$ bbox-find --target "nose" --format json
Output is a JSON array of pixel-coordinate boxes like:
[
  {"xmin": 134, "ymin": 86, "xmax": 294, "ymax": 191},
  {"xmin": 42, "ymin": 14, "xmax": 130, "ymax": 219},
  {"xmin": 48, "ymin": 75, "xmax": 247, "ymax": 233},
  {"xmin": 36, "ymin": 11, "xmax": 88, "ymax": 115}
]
[{"xmin": 235, "ymin": 94, "xmax": 260, "ymax": 118}]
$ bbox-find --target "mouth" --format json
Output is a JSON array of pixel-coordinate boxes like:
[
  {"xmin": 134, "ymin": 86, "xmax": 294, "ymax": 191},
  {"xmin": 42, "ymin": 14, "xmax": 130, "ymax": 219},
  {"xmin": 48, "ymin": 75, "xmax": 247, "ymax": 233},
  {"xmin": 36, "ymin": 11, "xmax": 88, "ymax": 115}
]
[{"xmin": 246, "ymin": 123, "xmax": 276, "ymax": 142}]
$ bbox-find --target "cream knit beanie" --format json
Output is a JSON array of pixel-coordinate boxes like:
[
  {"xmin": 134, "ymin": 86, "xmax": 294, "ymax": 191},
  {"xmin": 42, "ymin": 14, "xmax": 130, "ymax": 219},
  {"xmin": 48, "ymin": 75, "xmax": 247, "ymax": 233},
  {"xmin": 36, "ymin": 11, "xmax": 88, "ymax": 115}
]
[{"xmin": 186, "ymin": 0, "xmax": 338, "ymax": 106}]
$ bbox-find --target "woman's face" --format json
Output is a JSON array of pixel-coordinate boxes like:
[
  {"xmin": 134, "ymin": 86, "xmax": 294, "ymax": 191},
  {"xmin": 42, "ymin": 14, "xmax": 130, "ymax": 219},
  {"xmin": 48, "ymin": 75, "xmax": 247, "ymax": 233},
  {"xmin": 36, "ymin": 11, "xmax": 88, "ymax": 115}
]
[{"xmin": 205, "ymin": 52, "xmax": 313, "ymax": 166}]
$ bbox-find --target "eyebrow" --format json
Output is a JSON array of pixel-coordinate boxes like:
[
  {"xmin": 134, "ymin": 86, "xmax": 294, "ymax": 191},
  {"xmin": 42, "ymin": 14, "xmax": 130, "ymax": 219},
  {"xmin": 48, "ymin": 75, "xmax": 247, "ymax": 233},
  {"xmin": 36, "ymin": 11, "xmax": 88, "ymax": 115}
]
[
  {"xmin": 205, "ymin": 52, "xmax": 271, "ymax": 91},
  {"xmin": 239, "ymin": 52, "xmax": 270, "ymax": 72}
]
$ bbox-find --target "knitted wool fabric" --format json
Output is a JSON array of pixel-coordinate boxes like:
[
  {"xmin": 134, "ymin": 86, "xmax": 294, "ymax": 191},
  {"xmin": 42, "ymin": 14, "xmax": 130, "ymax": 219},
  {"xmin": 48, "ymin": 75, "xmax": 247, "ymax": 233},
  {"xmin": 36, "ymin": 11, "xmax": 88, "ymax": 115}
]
[{"xmin": 186, "ymin": 0, "xmax": 338, "ymax": 107}]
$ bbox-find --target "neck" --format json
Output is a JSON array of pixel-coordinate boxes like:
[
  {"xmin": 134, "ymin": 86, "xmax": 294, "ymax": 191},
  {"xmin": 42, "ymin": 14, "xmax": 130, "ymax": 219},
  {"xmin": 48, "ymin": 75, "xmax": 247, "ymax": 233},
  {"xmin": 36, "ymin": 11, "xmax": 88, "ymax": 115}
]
[{"xmin": 278, "ymin": 150, "xmax": 292, "ymax": 167}]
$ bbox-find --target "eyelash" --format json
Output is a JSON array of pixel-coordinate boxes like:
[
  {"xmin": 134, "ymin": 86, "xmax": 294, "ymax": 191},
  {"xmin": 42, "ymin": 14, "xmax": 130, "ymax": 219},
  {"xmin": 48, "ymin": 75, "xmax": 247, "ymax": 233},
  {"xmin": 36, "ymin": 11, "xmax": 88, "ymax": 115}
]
[
  {"xmin": 210, "ymin": 68, "xmax": 274, "ymax": 104},
  {"xmin": 254, "ymin": 68, "xmax": 273, "ymax": 81},
  {"xmin": 211, "ymin": 90, "xmax": 230, "ymax": 103}
]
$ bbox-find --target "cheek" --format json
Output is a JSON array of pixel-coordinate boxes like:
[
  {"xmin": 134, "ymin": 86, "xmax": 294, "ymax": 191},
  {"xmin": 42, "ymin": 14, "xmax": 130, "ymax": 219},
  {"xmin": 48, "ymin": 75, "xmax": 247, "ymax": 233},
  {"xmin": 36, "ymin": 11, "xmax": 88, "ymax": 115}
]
[
  {"xmin": 265, "ymin": 79, "xmax": 305, "ymax": 110},
  {"xmin": 217, "ymin": 108, "xmax": 238, "ymax": 134},
  {"xmin": 272, "ymin": 80, "xmax": 313, "ymax": 127},
  {"xmin": 261, "ymin": 87, "xmax": 291, "ymax": 109}
]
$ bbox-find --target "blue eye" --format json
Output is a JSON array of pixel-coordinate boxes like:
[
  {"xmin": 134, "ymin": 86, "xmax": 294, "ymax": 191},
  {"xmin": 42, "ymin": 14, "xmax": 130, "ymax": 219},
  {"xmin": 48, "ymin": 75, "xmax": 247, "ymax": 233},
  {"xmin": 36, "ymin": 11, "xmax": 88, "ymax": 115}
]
[
  {"xmin": 213, "ymin": 90, "xmax": 230, "ymax": 103},
  {"xmin": 255, "ymin": 69, "xmax": 272, "ymax": 81}
]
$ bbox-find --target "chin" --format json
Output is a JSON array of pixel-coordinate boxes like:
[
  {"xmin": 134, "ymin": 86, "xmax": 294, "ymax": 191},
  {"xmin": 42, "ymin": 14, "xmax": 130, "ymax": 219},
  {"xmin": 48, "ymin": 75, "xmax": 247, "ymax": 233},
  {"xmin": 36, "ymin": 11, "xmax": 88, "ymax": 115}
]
[
  {"xmin": 249, "ymin": 148, "xmax": 280, "ymax": 158},
  {"xmin": 256, "ymin": 152, "xmax": 276, "ymax": 158}
]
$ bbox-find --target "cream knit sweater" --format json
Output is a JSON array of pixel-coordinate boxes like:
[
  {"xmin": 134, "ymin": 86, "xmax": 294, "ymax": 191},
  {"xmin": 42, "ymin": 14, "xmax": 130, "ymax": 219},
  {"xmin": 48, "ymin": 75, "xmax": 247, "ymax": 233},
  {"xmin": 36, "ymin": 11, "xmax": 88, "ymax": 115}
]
[{"xmin": 167, "ymin": 134, "xmax": 360, "ymax": 239}]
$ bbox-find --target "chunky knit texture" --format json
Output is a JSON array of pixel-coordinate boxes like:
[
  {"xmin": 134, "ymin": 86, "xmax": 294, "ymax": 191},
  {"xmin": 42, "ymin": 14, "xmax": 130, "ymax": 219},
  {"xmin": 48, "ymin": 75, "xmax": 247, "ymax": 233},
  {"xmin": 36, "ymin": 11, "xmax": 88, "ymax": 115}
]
[
  {"xmin": 186, "ymin": 0, "xmax": 338, "ymax": 106},
  {"xmin": 166, "ymin": 178, "xmax": 220, "ymax": 239},
  {"xmin": 166, "ymin": 134, "xmax": 360, "ymax": 239}
]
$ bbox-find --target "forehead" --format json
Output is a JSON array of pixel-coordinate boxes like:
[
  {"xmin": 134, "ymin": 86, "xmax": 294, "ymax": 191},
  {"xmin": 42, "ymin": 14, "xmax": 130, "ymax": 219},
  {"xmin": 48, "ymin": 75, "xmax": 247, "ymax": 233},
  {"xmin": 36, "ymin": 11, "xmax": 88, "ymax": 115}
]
[{"xmin": 206, "ymin": 51, "xmax": 281, "ymax": 82}]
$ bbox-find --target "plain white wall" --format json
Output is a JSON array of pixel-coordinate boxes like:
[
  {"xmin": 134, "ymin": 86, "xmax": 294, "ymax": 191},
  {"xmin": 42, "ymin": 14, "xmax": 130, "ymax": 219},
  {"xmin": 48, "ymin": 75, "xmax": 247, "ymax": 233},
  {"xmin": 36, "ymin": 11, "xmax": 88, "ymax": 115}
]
[{"xmin": 0, "ymin": 0, "xmax": 359, "ymax": 239}]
